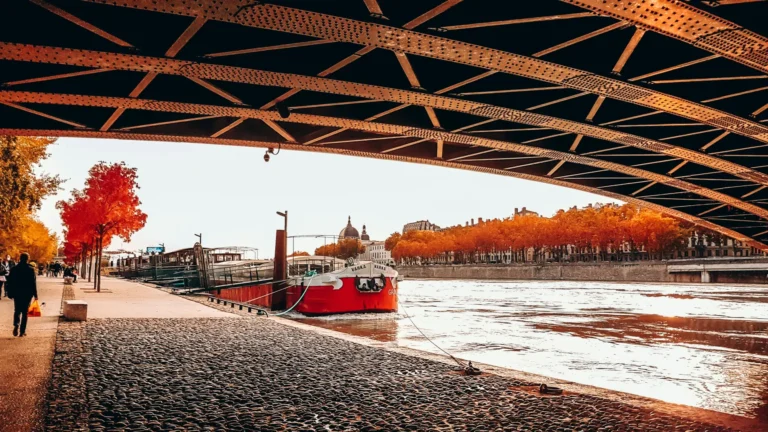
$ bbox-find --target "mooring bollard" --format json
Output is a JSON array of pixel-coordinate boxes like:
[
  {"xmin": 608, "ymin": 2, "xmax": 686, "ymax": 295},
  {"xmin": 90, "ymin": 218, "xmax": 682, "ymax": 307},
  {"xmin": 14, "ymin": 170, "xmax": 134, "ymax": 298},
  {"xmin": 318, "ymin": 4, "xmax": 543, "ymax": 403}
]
[
  {"xmin": 248, "ymin": 307, "xmax": 252, "ymax": 313},
  {"xmin": 239, "ymin": 305, "xmax": 243, "ymax": 310},
  {"xmin": 216, "ymin": 299, "xmax": 220, "ymax": 304}
]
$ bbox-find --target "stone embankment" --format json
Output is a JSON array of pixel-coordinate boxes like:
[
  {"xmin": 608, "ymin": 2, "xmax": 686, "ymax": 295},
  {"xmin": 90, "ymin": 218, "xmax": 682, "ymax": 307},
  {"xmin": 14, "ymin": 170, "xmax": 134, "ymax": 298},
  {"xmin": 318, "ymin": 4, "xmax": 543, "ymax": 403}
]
[
  {"xmin": 398, "ymin": 260, "xmax": 768, "ymax": 284},
  {"xmin": 44, "ymin": 306, "xmax": 745, "ymax": 431}
]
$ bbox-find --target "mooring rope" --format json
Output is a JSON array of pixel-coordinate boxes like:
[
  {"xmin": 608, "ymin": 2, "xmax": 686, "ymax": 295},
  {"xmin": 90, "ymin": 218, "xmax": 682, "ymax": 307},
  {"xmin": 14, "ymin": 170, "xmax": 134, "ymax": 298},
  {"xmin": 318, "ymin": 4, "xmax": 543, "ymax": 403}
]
[
  {"xmin": 275, "ymin": 275, "xmax": 314, "ymax": 316},
  {"xmin": 397, "ymin": 294, "xmax": 466, "ymax": 368}
]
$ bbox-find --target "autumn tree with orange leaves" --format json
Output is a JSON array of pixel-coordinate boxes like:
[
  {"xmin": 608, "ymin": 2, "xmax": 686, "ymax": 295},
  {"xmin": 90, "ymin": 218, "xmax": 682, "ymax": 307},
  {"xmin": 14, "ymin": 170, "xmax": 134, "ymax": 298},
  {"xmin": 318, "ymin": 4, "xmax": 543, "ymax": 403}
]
[
  {"xmin": 58, "ymin": 162, "xmax": 147, "ymax": 291},
  {"xmin": 386, "ymin": 203, "xmax": 695, "ymax": 264},
  {"xmin": 0, "ymin": 137, "xmax": 61, "ymax": 263},
  {"xmin": 314, "ymin": 238, "xmax": 366, "ymax": 260}
]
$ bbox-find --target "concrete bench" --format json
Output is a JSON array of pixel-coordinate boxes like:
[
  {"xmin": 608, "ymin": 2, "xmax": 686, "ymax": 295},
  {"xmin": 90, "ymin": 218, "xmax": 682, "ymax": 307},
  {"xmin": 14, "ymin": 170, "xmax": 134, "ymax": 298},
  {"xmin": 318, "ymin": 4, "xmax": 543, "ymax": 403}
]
[{"xmin": 63, "ymin": 300, "xmax": 87, "ymax": 321}]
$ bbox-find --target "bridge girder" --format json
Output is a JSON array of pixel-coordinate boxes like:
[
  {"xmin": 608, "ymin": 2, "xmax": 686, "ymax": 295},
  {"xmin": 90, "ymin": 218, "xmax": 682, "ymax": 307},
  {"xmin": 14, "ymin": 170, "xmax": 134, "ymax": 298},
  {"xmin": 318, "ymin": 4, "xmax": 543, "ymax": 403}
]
[{"xmin": 2, "ymin": 0, "xmax": 768, "ymax": 249}]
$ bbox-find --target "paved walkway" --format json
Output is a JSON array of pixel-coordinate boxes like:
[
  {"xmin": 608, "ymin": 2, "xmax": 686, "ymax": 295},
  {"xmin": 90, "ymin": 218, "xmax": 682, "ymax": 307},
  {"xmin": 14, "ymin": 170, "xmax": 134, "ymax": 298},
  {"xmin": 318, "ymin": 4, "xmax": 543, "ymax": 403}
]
[
  {"xmin": 4, "ymin": 276, "xmax": 762, "ymax": 431},
  {"xmin": 1, "ymin": 276, "xmax": 233, "ymax": 432},
  {"xmin": 68, "ymin": 277, "xmax": 234, "ymax": 319},
  {"xmin": 0, "ymin": 275, "xmax": 63, "ymax": 432}
]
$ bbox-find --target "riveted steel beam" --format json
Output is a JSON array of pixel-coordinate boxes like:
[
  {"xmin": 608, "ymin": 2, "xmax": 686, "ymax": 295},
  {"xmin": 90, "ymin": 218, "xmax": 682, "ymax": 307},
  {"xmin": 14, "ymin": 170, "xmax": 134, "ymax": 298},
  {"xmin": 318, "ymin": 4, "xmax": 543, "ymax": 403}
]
[
  {"xmin": 563, "ymin": 0, "xmax": 768, "ymax": 73},
  {"xmin": 3, "ymin": 89, "xmax": 768, "ymax": 220},
  {"xmin": 81, "ymin": 1, "xmax": 768, "ymax": 146},
  {"xmin": 437, "ymin": 12, "xmax": 596, "ymax": 31},
  {"xmin": 4, "ymin": 68, "xmax": 112, "ymax": 86},
  {"xmin": 9, "ymin": 44, "xmax": 767, "ymax": 187},
  {"xmin": 31, "ymin": 0, "xmax": 132, "ymax": 47},
  {"xmin": 3, "ymin": 126, "xmax": 764, "ymax": 250}
]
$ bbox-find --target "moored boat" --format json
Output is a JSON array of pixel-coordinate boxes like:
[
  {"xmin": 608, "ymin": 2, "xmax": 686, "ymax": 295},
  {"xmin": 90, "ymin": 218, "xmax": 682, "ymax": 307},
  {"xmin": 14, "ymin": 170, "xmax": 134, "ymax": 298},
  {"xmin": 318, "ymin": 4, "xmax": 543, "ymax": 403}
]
[{"xmin": 285, "ymin": 260, "xmax": 398, "ymax": 316}]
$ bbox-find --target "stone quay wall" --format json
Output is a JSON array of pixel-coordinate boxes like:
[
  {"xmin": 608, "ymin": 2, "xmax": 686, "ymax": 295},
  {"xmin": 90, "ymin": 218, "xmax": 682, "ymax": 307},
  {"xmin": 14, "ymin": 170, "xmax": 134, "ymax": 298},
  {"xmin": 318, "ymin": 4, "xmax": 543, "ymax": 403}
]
[{"xmin": 398, "ymin": 262, "xmax": 768, "ymax": 284}]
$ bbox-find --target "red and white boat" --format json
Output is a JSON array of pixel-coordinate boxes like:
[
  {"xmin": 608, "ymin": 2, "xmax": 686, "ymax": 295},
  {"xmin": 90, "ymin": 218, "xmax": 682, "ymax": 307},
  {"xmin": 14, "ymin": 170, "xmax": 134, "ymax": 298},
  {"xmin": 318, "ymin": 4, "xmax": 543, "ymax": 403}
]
[{"xmin": 285, "ymin": 260, "xmax": 399, "ymax": 316}]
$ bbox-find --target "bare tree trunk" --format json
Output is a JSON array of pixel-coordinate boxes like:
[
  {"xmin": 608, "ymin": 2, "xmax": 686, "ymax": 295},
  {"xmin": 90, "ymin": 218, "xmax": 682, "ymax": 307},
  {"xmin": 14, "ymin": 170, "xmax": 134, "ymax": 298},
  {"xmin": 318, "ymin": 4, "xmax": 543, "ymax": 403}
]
[
  {"xmin": 96, "ymin": 236, "xmax": 102, "ymax": 292},
  {"xmin": 89, "ymin": 242, "xmax": 94, "ymax": 284}
]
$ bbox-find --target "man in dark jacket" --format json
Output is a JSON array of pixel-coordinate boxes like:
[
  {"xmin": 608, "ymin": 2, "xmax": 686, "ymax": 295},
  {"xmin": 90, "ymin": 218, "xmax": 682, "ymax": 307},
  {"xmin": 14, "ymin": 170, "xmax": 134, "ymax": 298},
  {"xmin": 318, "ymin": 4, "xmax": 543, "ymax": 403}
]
[{"xmin": 7, "ymin": 253, "xmax": 38, "ymax": 337}]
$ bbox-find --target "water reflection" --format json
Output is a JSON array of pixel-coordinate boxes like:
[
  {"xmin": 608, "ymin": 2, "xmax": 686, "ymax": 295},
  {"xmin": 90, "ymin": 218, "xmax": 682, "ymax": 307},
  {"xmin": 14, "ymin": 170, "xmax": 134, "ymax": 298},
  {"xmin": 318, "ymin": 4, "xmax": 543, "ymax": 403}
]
[
  {"xmin": 534, "ymin": 314, "xmax": 768, "ymax": 355},
  {"xmin": 291, "ymin": 280, "xmax": 768, "ymax": 419},
  {"xmin": 296, "ymin": 315, "xmax": 400, "ymax": 343}
]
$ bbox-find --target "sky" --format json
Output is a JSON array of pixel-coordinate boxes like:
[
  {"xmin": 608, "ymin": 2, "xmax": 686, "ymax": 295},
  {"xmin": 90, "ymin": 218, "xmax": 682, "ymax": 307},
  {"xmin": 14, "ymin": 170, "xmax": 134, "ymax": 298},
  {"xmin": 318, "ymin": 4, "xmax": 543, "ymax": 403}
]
[{"xmin": 36, "ymin": 137, "xmax": 621, "ymax": 258}]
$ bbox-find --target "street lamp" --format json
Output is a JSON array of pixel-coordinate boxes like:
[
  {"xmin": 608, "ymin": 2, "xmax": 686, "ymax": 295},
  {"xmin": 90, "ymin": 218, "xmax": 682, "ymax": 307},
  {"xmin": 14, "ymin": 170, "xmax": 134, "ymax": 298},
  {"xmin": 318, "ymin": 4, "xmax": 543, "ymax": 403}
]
[{"xmin": 194, "ymin": 233, "xmax": 202, "ymax": 245}]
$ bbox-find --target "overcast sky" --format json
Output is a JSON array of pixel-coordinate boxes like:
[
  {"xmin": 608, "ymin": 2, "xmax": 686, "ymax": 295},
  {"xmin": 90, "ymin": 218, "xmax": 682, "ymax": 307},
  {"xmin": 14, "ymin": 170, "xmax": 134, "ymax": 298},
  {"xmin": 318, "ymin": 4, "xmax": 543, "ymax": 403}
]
[{"xmin": 36, "ymin": 137, "xmax": 621, "ymax": 258}]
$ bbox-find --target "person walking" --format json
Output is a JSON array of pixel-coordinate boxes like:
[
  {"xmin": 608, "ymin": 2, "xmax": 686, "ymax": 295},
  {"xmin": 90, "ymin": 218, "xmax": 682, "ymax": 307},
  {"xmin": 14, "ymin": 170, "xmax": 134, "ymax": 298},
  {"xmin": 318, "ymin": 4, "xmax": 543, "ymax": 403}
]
[
  {"xmin": 0, "ymin": 259, "xmax": 8, "ymax": 299},
  {"xmin": 7, "ymin": 253, "xmax": 38, "ymax": 337},
  {"xmin": 1, "ymin": 255, "xmax": 13, "ymax": 298}
]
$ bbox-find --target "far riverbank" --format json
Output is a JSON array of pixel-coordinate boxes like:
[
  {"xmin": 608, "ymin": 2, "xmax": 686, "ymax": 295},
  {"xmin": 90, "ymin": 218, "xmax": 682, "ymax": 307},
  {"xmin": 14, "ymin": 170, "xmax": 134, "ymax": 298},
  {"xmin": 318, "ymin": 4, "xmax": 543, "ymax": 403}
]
[{"xmin": 397, "ymin": 258, "xmax": 768, "ymax": 284}]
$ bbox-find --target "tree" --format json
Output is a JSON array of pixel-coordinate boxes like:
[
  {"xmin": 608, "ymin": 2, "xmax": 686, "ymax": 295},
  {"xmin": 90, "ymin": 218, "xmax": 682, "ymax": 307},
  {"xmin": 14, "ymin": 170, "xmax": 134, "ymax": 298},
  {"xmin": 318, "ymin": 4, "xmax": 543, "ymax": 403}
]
[
  {"xmin": 0, "ymin": 213, "xmax": 58, "ymax": 263},
  {"xmin": 384, "ymin": 232, "xmax": 401, "ymax": 251},
  {"xmin": 288, "ymin": 251, "xmax": 310, "ymax": 257},
  {"xmin": 0, "ymin": 136, "xmax": 61, "ymax": 255},
  {"xmin": 58, "ymin": 162, "xmax": 147, "ymax": 291},
  {"xmin": 314, "ymin": 238, "xmax": 366, "ymax": 260}
]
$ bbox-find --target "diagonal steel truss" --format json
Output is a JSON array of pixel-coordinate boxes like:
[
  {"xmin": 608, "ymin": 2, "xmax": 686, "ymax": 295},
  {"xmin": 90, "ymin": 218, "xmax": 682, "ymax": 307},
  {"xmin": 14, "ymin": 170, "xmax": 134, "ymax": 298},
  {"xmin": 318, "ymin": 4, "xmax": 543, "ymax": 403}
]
[
  {"xmin": 2, "ymin": 0, "xmax": 767, "ymax": 249},
  {"xmin": 3, "ymin": 89, "xmax": 766, "ymax": 220},
  {"xmin": 3, "ymin": 43, "xmax": 768, "ymax": 188},
  {"xmin": 562, "ymin": 0, "xmax": 768, "ymax": 74},
  {"xmin": 1, "ymin": 126, "xmax": 763, "ymax": 250},
  {"xmin": 81, "ymin": 0, "xmax": 768, "ymax": 144}
]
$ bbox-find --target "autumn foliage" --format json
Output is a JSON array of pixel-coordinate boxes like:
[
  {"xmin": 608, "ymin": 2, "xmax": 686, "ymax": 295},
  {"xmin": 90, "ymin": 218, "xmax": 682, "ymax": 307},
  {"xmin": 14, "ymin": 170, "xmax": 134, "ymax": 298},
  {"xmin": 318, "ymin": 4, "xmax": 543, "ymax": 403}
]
[
  {"xmin": 288, "ymin": 251, "xmax": 310, "ymax": 257},
  {"xmin": 57, "ymin": 162, "xmax": 147, "ymax": 291},
  {"xmin": 314, "ymin": 238, "xmax": 367, "ymax": 260},
  {"xmin": 0, "ymin": 137, "xmax": 61, "ymax": 263},
  {"xmin": 386, "ymin": 203, "xmax": 697, "ymax": 264}
]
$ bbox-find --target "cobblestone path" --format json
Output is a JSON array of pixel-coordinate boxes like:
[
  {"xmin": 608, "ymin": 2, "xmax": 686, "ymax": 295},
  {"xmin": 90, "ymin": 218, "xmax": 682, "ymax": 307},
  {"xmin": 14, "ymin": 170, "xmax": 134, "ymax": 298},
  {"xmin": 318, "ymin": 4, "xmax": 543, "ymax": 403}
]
[{"xmin": 44, "ymin": 315, "xmax": 737, "ymax": 432}]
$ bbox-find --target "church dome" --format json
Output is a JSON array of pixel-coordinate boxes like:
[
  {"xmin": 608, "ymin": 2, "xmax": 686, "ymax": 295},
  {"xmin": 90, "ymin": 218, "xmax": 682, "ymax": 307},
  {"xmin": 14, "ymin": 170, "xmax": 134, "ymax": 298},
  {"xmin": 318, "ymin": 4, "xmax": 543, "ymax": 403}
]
[
  {"xmin": 361, "ymin": 225, "xmax": 370, "ymax": 241},
  {"xmin": 339, "ymin": 216, "xmax": 360, "ymax": 239}
]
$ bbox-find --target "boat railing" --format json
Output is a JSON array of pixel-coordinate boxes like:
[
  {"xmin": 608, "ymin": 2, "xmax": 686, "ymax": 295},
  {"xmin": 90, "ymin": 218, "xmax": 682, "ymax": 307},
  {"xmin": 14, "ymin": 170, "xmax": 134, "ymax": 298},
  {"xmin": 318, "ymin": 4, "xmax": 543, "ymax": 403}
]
[{"xmin": 207, "ymin": 262, "xmax": 269, "ymax": 288}]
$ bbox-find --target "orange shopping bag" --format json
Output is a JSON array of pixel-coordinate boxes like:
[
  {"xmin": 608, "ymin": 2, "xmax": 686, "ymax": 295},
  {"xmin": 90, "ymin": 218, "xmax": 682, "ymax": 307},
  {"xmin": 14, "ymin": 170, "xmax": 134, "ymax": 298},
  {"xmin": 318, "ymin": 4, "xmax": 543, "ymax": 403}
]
[{"xmin": 28, "ymin": 299, "xmax": 42, "ymax": 317}]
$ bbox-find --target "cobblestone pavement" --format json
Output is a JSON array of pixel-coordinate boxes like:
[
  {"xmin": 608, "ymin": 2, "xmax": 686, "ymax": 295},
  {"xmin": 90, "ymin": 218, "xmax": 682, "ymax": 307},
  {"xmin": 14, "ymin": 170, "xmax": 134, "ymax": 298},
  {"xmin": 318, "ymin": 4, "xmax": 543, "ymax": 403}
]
[{"xmin": 44, "ymin": 313, "xmax": 738, "ymax": 432}]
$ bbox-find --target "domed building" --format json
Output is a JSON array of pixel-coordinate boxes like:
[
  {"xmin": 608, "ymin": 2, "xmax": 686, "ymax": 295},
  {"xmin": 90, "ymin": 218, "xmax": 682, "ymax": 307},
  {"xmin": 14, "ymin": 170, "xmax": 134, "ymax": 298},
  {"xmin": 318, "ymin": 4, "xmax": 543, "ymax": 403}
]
[
  {"xmin": 338, "ymin": 216, "xmax": 360, "ymax": 240},
  {"xmin": 336, "ymin": 217, "xmax": 393, "ymax": 265}
]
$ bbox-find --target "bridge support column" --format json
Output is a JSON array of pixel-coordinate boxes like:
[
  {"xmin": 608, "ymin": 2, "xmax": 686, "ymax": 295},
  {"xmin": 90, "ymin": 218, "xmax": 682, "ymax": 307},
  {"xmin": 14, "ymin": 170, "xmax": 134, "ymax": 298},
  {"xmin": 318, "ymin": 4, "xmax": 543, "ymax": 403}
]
[{"xmin": 701, "ymin": 270, "xmax": 711, "ymax": 283}]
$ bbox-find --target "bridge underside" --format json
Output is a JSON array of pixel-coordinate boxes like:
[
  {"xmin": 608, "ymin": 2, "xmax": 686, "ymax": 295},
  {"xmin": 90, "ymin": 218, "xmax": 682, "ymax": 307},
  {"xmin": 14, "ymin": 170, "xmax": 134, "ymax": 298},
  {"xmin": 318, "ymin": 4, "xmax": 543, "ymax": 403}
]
[{"xmin": 2, "ymin": 0, "xmax": 768, "ymax": 248}]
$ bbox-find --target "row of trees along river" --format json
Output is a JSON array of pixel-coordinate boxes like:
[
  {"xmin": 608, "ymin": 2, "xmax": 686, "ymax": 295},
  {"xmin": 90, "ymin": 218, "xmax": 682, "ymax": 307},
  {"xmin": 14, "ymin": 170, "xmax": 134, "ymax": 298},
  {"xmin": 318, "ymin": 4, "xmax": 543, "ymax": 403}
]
[
  {"xmin": 0, "ymin": 137, "xmax": 61, "ymax": 263},
  {"xmin": 57, "ymin": 162, "xmax": 146, "ymax": 292},
  {"xmin": 383, "ymin": 204, "xmax": 726, "ymax": 264}
]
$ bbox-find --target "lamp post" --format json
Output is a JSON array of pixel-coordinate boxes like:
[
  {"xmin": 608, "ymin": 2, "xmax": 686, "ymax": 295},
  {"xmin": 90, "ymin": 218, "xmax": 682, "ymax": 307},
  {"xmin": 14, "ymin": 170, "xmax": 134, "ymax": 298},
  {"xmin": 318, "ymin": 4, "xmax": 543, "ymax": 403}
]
[{"xmin": 194, "ymin": 233, "xmax": 202, "ymax": 246}]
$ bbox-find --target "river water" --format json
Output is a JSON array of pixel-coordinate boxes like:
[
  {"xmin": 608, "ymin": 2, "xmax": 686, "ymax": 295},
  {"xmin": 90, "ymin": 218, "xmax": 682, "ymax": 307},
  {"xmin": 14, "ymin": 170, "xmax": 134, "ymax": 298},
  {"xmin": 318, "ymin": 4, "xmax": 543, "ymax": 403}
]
[{"xmin": 291, "ymin": 280, "xmax": 768, "ymax": 419}]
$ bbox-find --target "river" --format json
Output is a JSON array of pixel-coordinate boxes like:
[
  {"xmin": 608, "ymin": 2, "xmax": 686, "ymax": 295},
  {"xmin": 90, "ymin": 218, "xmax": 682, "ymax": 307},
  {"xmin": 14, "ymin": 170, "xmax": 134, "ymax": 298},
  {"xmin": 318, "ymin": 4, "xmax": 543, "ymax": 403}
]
[{"xmin": 290, "ymin": 280, "xmax": 768, "ymax": 419}]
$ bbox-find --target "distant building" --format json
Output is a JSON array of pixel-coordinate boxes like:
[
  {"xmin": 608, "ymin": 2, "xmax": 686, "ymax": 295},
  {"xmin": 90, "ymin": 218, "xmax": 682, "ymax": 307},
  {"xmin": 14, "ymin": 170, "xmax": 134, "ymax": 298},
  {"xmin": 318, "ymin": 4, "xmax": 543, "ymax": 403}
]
[
  {"xmin": 359, "ymin": 240, "xmax": 392, "ymax": 265},
  {"xmin": 403, "ymin": 220, "xmax": 441, "ymax": 233},
  {"xmin": 336, "ymin": 217, "xmax": 392, "ymax": 264},
  {"xmin": 338, "ymin": 216, "xmax": 361, "ymax": 240},
  {"xmin": 513, "ymin": 207, "xmax": 539, "ymax": 218}
]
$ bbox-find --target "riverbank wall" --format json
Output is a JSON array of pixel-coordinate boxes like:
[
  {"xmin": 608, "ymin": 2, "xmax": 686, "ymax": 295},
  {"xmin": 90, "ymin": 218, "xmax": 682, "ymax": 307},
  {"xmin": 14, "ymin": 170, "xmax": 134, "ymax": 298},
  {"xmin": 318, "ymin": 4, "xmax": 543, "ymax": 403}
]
[{"xmin": 397, "ymin": 260, "xmax": 768, "ymax": 284}]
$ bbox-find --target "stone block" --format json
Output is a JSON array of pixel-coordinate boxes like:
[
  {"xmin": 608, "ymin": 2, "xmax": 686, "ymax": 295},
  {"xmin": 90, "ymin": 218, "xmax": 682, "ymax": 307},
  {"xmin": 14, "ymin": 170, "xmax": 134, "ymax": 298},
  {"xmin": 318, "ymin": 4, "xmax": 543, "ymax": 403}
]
[
  {"xmin": 63, "ymin": 300, "xmax": 87, "ymax": 321},
  {"xmin": 64, "ymin": 277, "xmax": 74, "ymax": 285}
]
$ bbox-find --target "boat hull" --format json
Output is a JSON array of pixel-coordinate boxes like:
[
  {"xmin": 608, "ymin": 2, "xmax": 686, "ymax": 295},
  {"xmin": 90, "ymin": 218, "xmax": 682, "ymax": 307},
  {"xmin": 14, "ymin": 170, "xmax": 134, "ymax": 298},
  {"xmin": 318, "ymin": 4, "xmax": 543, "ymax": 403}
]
[{"xmin": 286, "ymin": 276, "xmax": 397, "ymax": 316}]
